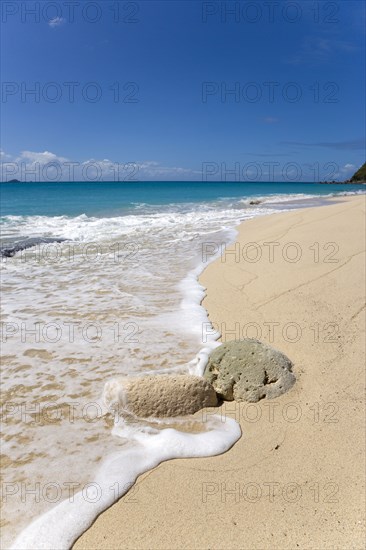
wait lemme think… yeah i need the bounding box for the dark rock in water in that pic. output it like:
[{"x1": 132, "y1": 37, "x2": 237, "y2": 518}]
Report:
[
  {"x1": 249, "y1": 200, "x2": 261, "y2": 205},
  {"x1": 0, "y1": 237, "x2": 66, "y2": 258},
  {"x1": 204, "y1": 339, "x2": 295, "y2": 402}
]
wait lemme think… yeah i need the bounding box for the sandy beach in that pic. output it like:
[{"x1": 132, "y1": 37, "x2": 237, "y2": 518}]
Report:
[{"x1": 74, "y1": 194, "x2": 365, "y2": 550}]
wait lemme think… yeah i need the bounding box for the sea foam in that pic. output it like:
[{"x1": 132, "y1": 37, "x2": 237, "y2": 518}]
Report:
[
  {"x1": 11, "y1": 417, "x2": 241, "y2": 550},
  {"x1": 5, "y1": 206, "x2": 246, "y2": 549}
]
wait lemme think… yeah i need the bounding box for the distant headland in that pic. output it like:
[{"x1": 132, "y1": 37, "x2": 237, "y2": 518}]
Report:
[
  {"x1": 320, "y1": 162, "x2": 366, "y2": 184},
  {"x1": 347, "y1": 162, "x2": 366, "y2": 183}
]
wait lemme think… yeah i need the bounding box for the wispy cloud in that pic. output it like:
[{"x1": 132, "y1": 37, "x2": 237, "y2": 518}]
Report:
[
  {"x1": 330, "y1": 163, "x2": 357, "y2": 181},
  {"x1": 341, "y1": 163, "x2": 356, "y2": 173},
  {"x1": 245, "y1": 152, "x2": 295, "y2": 157},
  {"x1": 136, "y1": 160, "x2": 201, "y2": 178},
  {"x1": 284, "y1": 36, "x2": 358, "y2": 65},
  {"x1": 48, "y1": 17, "x2": 65, "y2": 28},
  {"x1": 280, "y1": 139, "x2": 365, "y2": 151},
  {"x1": 262, "y1": 117, "x2": 279, "y2": 124}
]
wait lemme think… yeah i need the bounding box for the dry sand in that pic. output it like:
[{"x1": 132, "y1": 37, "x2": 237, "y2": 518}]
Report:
[{"x1": 74, "y1": 195, "x2": 365, "y2": 549}]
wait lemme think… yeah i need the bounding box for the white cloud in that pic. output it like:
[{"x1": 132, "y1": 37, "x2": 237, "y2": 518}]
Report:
[
  {"x1": 135, "y1": 160, "x2": 201, "y2": 178},
  {"x1": 0, "y1": 150, "x2": 201, "y2": 182},
  {"x1": 19, "y1": 150, "x2": 68, "y2": 164},
  {"x1": 48, "y1": 17, "x2": 65, "y2": 28},
  {"x1": 340, "y1": 163, "x2": 356, "y2": 175},
  {"x1": 329, "y1": 164, "x2": 357, "y2": 181}
]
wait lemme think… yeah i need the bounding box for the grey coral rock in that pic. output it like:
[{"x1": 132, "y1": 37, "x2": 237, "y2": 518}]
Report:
[
  {"x1": 103, "y1": 374, "x2": 218, "y2": 418},
  {"x1": 204, "y1": 339, "x2": 295, "y2": 402}
]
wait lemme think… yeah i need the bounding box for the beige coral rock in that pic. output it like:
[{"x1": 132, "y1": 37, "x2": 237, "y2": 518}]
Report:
[
  {"x1": 204, "y1": 339, "x2": 295, "y2": 402},
  {"x1": 103, "y1": 374, "x2": 218, "y2": 418}
]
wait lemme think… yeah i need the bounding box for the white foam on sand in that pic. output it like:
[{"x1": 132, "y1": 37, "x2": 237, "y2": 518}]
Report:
[
  {"x1": 11, "y1": 417, "x2": 241, "y2": 550},
  {"x1": 8, "y1": 216, "x2": 243, "y2": 550},
  {"x1": 178, "y1": 230, "x2": 238, "y2": 377}
]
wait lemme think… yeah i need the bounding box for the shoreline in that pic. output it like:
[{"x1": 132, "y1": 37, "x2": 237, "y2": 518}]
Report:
[
  {"x1": 74, "y1": 194, "x2": 365, "y2": 549},
  {"x1": 5, "y1": 192, "x2": 363, "y2": 549}
]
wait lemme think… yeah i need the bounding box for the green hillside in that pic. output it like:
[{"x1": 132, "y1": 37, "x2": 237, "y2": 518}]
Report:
[{"x1": 349, "y1": 162, "x2": 366, "y2": 183}]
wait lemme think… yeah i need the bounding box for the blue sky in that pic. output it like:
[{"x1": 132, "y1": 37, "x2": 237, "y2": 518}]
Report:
[{"x1": 1, "y1": 0, "x2": 365, "y2": 181}]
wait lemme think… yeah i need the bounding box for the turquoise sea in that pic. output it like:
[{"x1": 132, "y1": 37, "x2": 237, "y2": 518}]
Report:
[{"x1": 0, "y1": 180, "x2": 363, "y2": 217}]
